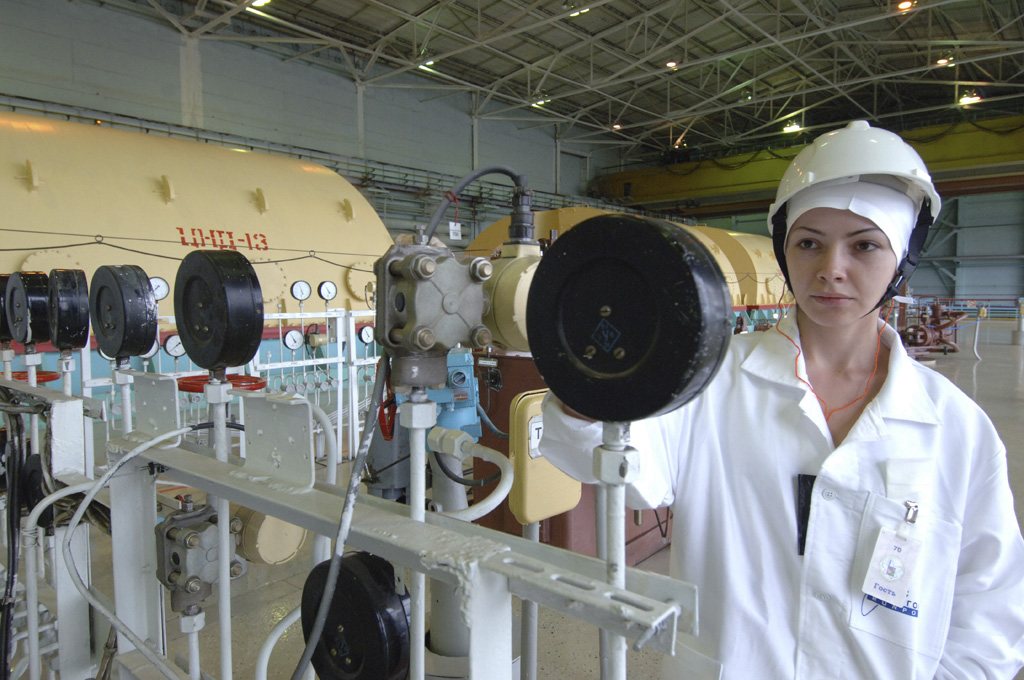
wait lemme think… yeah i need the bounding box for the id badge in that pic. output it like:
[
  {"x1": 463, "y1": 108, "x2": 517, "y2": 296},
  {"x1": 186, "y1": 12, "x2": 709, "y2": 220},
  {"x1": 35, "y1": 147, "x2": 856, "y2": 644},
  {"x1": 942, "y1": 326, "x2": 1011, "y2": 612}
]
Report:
[{"x1": 861, "y1": 526, "x2": 922, "y2": 609}]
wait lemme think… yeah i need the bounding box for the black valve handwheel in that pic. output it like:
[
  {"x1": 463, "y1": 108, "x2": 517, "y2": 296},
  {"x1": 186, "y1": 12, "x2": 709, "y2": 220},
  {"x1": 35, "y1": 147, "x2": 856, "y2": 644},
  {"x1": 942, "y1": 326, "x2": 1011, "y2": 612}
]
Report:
[
  {"x1": 7, "y1": 272, "x2": 51, "y2": 346},
  {"x1": 526, "y1": 213, "x2": 732, "y2": 422},
  {"x1": 89, "y1": 265, "x2": 158, "y2": 360},
  {"x1": 48, "y1": 269, "x2": 90, "y2": 351},
  {"x1": 301, "y1": 553, "x2": 411, "y2": 680},
  {"x1": 173, "y1": 250, "x2": 264, "y2": 370}
]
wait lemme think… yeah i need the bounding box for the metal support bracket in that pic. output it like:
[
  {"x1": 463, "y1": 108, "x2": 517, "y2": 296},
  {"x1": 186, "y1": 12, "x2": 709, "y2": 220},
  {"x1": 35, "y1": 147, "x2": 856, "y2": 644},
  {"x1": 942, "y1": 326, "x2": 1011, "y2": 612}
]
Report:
[
  {"x1": 120, "y1": 440, "x2": 696, "y2": 663},
  {"x1": 236, "y1": 391, "x2": 315, "y2": 489}
]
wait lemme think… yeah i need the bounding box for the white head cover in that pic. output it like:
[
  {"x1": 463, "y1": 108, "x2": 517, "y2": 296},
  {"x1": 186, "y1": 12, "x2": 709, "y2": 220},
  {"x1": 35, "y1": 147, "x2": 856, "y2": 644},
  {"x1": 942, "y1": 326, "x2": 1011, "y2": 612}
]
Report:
[{"x1": 785, "y1": 179, "x2": 917, "y2": 261}]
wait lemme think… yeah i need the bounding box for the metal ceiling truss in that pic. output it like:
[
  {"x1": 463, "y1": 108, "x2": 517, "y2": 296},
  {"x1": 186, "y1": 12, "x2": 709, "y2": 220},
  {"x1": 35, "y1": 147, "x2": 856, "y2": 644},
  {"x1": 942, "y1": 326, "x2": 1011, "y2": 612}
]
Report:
[{"x1": 93, "y1": 0, "x2": 1023, "y2": 163}]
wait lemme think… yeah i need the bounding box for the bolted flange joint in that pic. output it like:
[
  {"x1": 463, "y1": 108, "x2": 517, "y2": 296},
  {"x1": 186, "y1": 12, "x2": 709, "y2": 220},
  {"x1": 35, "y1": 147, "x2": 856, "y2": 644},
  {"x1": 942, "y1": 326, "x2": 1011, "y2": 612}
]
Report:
[{"x1": 593, "y1": 444, "x2": 641, "y2": 486}]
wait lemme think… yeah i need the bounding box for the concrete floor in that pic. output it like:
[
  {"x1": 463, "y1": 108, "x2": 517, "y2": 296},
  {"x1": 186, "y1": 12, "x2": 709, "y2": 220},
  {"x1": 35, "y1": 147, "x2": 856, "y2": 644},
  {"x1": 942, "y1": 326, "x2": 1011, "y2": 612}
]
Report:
[{"x1": 24, "y1": 329, "x2": 1024, "y2": 679}]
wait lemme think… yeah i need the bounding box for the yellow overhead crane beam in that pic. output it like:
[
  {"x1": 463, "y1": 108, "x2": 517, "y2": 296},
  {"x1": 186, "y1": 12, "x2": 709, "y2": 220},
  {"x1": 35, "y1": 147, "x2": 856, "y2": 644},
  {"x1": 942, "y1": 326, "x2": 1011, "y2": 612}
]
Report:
[{"x1": 593, "y1": 115, "x2": 1024, "y2": 216}]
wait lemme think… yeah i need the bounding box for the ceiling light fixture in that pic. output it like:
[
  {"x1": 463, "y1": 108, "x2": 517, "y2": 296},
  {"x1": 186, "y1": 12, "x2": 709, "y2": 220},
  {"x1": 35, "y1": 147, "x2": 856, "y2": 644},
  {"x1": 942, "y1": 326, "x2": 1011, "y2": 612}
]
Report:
[
  {"x1": 612, "y1": 123, "x2": 621, "y2": 129},
  {"x1": 897, "y1": 0, "x2": 914, "y2": 11},
  {"x1": 666, "y1": 61, "x2": 678, "y2": 68},
  {"x1": 569, "y1": 7, "x2": 590, "y2": 16},
  {"x1": 959, "y1": 91, "x2": 981, "y2": 105},
  {"x1": 783, "y1": 122, "x2": 802, "y2": 133},
  {"x1": 251, "y1": 0, "x2": 271, "y2": 6}
]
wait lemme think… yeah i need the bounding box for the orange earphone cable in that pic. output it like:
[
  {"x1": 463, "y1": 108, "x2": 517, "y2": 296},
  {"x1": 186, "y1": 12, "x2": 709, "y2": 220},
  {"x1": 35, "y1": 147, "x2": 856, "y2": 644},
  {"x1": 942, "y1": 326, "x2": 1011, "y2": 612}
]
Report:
[{"x1": 773, "y1": 303, "x2": 893, "y2": 422}]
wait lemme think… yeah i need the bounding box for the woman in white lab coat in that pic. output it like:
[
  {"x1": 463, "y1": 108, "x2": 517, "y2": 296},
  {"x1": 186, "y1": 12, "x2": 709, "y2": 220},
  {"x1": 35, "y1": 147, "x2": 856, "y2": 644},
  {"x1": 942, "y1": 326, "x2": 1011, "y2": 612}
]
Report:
[{"x1": 539, "y1": 121, "x2": 1024, "y2": 679}]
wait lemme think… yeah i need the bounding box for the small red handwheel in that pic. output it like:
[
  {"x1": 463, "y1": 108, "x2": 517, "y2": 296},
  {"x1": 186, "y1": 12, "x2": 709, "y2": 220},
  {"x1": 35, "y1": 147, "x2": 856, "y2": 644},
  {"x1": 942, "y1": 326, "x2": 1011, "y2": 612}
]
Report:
[
  {"x1": 11, "y1": 370, "x2": 61, "y2": 383},
  {"x1": 176, "y1": 374, "x2": 267, "y2": 393}
]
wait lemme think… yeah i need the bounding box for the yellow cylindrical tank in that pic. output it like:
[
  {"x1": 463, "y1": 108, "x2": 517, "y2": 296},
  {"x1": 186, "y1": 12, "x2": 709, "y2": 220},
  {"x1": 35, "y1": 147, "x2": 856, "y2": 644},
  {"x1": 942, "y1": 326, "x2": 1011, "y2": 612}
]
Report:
[
  {"x1": 691, "y1": 227, "x2": 788, "y2": 306},
  {"x1": 467, "y1": 208, "x2": 786, "y2": 333},
  {"x1": 0, "y1": 111, "x2": 393, "y2": 315}
]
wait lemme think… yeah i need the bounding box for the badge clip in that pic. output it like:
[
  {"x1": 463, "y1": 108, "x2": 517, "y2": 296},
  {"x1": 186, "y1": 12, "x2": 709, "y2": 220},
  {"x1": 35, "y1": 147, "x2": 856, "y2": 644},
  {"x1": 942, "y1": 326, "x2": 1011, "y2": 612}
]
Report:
[{"x1": 904, "y1": 500, "x2": 919, "y2": 524}]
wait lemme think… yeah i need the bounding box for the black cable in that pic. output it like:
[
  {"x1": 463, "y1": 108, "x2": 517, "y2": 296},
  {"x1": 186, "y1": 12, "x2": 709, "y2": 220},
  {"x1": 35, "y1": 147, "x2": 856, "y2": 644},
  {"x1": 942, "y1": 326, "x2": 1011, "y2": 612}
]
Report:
[
  {"x1": 189, "y1": 421, "x2": 245, "y2": 432},
  {"x1": 429, "y1": 450, "x2": 500, "y2": 488},
  {"x1": 0, "y1": 409, "x2": 25, "y2": 680},
  {"x1": 475, "y1": 404, "x2": 509, "y2": 440}
]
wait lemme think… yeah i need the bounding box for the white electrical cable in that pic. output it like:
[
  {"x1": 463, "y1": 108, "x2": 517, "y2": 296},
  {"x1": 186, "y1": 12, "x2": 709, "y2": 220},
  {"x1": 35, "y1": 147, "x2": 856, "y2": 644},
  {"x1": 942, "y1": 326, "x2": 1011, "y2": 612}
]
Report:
[
  {"x1": 438, "y1": 442, "x2": 514, "y2": 523},
  {"x1": 60, "y1": 426, "x2": 195, "y2": 680},
  {"x1": 254, "y1": 605, "x2": 310, "y2": 680}
]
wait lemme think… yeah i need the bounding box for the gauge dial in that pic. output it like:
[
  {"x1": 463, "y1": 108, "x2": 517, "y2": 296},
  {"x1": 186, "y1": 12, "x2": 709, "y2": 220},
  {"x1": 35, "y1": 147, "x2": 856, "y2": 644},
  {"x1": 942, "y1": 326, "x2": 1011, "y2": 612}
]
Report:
[
  {"x1": 317, "y1": 281, "x2": 338, "y2": 301},
  {"x1": 149, "y1": 276, "x2": 170, "y2": 301},
  {"x1": 141, "y1": 337, "x2": 160, "y2": 359},
  {"x1": 284, "y1": 329, "x2": 304, "y2": 350},
  {"x1": 358, "y1": 324, "x2": 375, "y2": 344},
  {"x1": 163, "y1": 334, "x2": 186, "y2": 358},
  {"x1": 290, "y1": 280, "x2": 312, "y2": 301}
]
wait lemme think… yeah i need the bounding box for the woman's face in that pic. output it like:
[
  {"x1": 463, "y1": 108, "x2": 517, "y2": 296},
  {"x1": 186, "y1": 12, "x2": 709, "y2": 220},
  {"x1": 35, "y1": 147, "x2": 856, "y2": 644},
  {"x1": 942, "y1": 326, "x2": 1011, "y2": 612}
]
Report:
[{"x1": 785, "y1": 207, "x2": 899, "y2": 329}]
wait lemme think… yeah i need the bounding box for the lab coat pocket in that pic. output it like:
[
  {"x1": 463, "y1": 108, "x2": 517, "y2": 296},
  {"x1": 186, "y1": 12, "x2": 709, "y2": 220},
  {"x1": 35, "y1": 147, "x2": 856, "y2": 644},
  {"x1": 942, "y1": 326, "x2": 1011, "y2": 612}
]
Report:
[{"x1": 848, "y1": 492, "x2": 962, "y2": 660}]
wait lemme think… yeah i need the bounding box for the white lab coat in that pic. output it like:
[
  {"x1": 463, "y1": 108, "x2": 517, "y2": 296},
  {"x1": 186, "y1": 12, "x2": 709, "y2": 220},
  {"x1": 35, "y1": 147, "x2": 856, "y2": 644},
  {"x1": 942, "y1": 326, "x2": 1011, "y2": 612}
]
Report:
[{"x1": 540, "y1": 314, "x2": 1024, "y2": 679}]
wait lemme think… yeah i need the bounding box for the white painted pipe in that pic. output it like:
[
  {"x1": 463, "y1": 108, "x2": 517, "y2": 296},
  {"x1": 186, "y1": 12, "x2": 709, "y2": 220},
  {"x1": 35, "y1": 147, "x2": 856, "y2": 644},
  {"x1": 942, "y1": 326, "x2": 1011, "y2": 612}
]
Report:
[
  {"x1": 213, "y1": 398, "x2": 233, "y2": 680},
  {"x1": 254, "y1": 605, "x2": 315, "y2": 680},
  {"x1": 120, "y1": 381, "x2": 132, "y2": 434},
  {"x1": 188, "y1": 627, "x2": 201, "y2": 680},
  {"x1": 310, "y1": 402, "x2": 339, "y2": 563},
  {"x1": 28, "y1": 362, "x2": 39, "y2": 455},
  {"x1": 24, "y1": 482, "x2": 94, "y2": 680},
  {"x1": 594, "y1": 484, "x2": 609, "y2": 678},
  {"x1": 409, "y1": 418, "x2": 427, "y2": 680},
  {"x1": 606, "y1": 483, "x2": 627, "y2": 680},
  {"x1": 521, "y1": 522, "x2": 540, "y2": 680}
]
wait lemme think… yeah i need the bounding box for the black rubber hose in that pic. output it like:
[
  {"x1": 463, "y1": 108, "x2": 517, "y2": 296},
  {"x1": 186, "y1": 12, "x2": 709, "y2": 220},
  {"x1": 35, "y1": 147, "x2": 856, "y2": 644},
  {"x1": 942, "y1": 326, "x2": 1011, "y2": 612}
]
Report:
[
  {"x1": 476, "y1": 404, "x2": 509, "y2": 440},
  {"x1": 424, "y1": 165, "x2": 527, "y2": 241}
]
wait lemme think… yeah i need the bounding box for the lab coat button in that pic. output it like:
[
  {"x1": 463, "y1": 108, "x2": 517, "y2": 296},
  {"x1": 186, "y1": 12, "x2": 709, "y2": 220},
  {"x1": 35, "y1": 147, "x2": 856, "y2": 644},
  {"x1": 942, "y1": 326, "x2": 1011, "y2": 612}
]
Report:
[{"x1": 821, "y1": 488, "x2": 837, "y2": 501}]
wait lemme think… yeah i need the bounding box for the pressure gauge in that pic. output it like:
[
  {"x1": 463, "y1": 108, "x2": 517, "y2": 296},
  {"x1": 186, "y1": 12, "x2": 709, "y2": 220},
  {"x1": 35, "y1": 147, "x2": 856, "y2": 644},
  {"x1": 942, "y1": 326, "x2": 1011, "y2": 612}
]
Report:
[
  {"x1": 149, "y1": 276, "x2": 170, "y2": 301},
  {"x1": 290, "y1": 280, "x2": 312, "y2": 302},
  {"x1": 358, "y1": 324, "x2": 375, "y2": 344},
  {"x1": 141, "y1": 337, "x2": 160, "y2": 360},
  {"x1": 163, "y1": 334, "x2": 187, "y2": 358},
  {"x1": 284, "y1": 329, "x2": 304, "y2": 350},
  {"x1": 317, "y1": 281, "x2": 338, "y2": 302}
]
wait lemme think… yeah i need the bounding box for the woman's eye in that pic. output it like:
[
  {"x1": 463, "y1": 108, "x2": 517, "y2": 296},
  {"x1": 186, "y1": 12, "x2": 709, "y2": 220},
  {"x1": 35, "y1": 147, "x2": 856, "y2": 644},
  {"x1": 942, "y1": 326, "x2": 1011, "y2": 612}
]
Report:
[
  {"x1": 855, "y1": 241, "x2": 880, "y2": 251},
  {"x1": 797, "y1": 239, "x2": 817, "y2": 249}
]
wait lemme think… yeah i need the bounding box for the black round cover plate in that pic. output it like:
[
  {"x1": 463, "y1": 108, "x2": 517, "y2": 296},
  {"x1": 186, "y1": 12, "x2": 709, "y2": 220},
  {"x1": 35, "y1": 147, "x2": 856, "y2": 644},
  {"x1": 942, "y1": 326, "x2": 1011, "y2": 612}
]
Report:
[
  {"x1": 526, "y1": 214, "x2": 732, "y2": 422},
  {"x1": 7, "y1": 272, "x2": 51, "y2": 346},
  {"x1": 89, "y1": 265, "x2": 158, "y2": 360},
  {"x1": 173, "y1": 250, "x2": 264, "y2": 370},
  {"x1": 48, "y1": 269, "x2": 91, "y2": 351},
  {"x1": 301, "y1": 553, "x2": 410, "y2": 680},
  {"x1": 0, "y1": 275, "x2": 11, "y2": 344}
]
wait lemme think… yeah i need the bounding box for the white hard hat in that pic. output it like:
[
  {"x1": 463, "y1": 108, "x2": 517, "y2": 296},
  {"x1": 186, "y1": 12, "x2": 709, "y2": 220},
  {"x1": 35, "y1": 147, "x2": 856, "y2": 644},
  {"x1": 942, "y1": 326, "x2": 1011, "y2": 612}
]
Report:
[{"x1": 767, "y1": 120, "x2": 941, "y2": 235}]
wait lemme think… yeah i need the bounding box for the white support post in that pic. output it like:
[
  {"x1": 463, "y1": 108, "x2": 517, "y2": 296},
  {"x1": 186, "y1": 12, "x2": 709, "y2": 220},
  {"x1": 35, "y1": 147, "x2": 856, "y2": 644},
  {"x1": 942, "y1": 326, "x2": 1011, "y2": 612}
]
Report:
[
  {"x1": 466, "y1": 567, "x2": 513, "y2": 680},
  {"x1": 399, "y1": 391, "x2": 437, "y2": 680},
  {"x1": 108, "y1": 449, "x2": 165, "y2": 657},
  {"x1": 593, "y1": 422, "x2": 639, "y2": 680},
  {"x1": 52, "y1": 525, "x2": 96, "y2": 679},
  {"x1": 205, "y1": 376, "x2": 233, "y2": 680}
]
